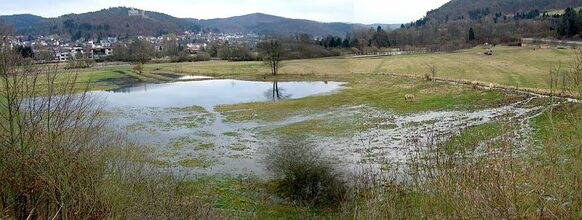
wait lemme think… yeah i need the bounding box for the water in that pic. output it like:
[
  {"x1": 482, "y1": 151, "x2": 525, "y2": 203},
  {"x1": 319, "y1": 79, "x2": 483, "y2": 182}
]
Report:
[{"x1": 91, "y1": 80, "x2": 345, "y2": 111}]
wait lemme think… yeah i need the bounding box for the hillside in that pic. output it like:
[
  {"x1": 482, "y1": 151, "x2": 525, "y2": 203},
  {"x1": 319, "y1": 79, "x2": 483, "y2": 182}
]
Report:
[
  {"x1": 1, "y1": 7, "x2": 200, "y2": 39},
  {"x1": 425, "y1": 0, "x2": 582, "y2": 22},
  {"x1": 1, "y1": 10, "x2": 396, "y2": 39},
  {"x1": 386, "y1": 0, "x2": 582, "y2": 50},
  {"x1": 0, "y1": 14, "x2": 43, "y2": 33},
  {"x1": 189, "y1": 13, "x2": 381, "y2": 37}
]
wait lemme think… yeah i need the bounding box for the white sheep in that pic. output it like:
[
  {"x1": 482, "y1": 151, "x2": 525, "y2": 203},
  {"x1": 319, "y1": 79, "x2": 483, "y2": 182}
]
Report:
[{"x1": 405, "y1": 94, "x2": 415, "y2": 102}]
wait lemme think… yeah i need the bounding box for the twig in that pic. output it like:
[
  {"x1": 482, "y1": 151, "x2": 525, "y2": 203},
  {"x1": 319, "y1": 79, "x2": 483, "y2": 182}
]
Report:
[{"x1": 51, "y1": 205, "x2": 62, "y2": 220}]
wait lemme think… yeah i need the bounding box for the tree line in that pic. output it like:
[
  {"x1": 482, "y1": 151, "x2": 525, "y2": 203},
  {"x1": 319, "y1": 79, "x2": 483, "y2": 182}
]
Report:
[{"x1": 556, "y1": 8, "x2": 582, "y2": 38}]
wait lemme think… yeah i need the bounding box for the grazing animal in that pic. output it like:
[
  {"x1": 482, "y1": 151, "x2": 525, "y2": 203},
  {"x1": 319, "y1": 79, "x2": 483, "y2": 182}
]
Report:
[
  {"x1": 488, "y1": 83, "x2": 495, "y2": 90},
  {"x1": 405, "y1": 94, "x2": 415, "y2": 102},
  {"x1": 471, "y1": 81, "x2": 480, "y2": 89}
]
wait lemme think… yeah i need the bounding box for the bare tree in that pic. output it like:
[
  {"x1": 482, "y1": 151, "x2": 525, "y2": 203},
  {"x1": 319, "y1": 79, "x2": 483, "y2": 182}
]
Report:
[
  {"x1": 568, "y1": 49, "x2": 582, "y2": 95},
  {"x1": 130, "y1": 39, "x2": 153, "y2": 73},
  {"x1": 548, "y1": 63, "x2": 563, "y2": 96},
  {"x1": 424, "y1": 63, "x2": 438, "y2": 81},
  {"x1": 258, "y1": 39, "x2": 283, "y2": 76},
  {"x1": 162, "y1": 34, "x2": 179, "y2": 57}
]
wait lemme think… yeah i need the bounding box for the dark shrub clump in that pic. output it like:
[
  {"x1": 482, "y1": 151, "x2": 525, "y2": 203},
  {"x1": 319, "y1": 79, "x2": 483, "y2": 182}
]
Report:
[{"x1": 264, "y1": 138, "x2": 347, "y2": 208}]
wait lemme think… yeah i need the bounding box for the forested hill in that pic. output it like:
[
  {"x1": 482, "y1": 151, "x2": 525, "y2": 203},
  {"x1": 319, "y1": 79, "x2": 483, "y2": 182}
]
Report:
[
  {"x1": 0, "y1": 7, "x2": 201, "y2": 39},
  {"x1": 1, "y1": 9, "x2": 398, "y2": 39},
  {"x1": 0, "y1": 14, "x2": 43, "y2": 33},
  {"x1": 425, "y1": 0, "x2": 582, "y2": 22},
  {"x1": 386, "y1": 0, "x2": 582, "y2": 51},
  {"x1": 189, "y1": 13, "x2": 380, "y2": 37}
]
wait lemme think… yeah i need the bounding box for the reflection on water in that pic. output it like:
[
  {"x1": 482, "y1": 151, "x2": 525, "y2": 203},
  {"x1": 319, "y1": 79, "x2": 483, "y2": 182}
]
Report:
[
  {"x1": 91, "y1": 79, "x2": 345, "y2": 111},
  {"x1": 264, "y1": 81, "x2": 291, "y2": 101}
]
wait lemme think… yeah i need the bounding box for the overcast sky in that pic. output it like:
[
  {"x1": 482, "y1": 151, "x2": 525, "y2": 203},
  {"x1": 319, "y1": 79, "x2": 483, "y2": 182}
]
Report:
[{"x1": 0, "y1": 0, "x2": 450, "y2": 24}]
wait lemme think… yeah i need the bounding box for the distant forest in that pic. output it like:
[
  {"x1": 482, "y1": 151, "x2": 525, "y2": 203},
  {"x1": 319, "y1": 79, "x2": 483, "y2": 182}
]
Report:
[{"x1": 317, "y1": 5, "x2": 582, "y2": 52}]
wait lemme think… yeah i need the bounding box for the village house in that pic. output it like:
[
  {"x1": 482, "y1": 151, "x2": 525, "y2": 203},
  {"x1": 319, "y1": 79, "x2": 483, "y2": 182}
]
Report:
[{"x1": 186, "y1": 43, "x2": 206, "y2": 53}]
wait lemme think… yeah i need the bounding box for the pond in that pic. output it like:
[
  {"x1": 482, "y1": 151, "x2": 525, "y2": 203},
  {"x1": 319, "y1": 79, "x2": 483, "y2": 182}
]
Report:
[{"x1": 91, "y1": 79, "x2": 345, "y2": 111}]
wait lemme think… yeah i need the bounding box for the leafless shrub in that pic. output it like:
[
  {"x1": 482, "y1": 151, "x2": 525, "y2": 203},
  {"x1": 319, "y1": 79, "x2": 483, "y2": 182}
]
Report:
[
  {"x1": 424, "y1": 63, "x2": 438, "y2": 81},
  {"x1": 423, "y1": 73, "x2": 432, "y2": 81},
  {"x1": 65, "y1": 56, "x2": 96, "y2": 69},
  {"x1": 133, "y1": 63, "x2": 144, "y2": 74},
  {"x1": 264, "y1": 138, "x2": 347, "y2": 208}
]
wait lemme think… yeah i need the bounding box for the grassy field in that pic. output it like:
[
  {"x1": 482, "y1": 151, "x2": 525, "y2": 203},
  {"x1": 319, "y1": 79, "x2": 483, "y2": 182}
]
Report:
[
  {"x1": 73, "y1": 46, "x2": 576, "y2": 93},
  {"x1": 140, "y1": 46, "x2": 574, "y2": 90}
]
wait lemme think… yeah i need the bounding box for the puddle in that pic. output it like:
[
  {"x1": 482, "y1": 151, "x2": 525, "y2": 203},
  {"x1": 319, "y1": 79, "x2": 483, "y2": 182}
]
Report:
[{"x1": 91, "y1": 80, "x2": 345, "y2": 111}]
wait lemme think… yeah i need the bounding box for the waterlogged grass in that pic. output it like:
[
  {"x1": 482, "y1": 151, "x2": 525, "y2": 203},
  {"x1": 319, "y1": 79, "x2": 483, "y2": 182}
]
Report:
[
  {"x1": 216, "y1": 76, "x2": 522, "y2": 122},
  {"x1": 227, "y1": 154, "x2": 248, "y2": 159},
  {"x1": 155, "y1": 150, "x2": 180, "y2": 158},
  {"x1": 228, "y1": 144, "x2": 250, "y2": 152},
  {"x1": 223, "y1": 131, "x2": 240, "y2": 137},
  {"x1": 178, "y1": 156, "x2": 214, "y2": 168},
  {"x1": 169, "y1": 115, "x2": 209, "y2": 128},
  {"x1": 195, "y1": 143, "x2": 215, "y2": 151},
  {"x1": 125, "y1": 121, "x2": 158, "y2": 134},
  {"x1": 169, "y1": 105, "x2": 208, "y2": 113},
  {"x1": 439, "y1": 122, "x2": 503, "y2": 154},
  {"x1": 264, "y1": 117, "x2": 373, "y2": 138},
  {"x1": 168, "y1": 136, "x2": 198, "y2": 150}
]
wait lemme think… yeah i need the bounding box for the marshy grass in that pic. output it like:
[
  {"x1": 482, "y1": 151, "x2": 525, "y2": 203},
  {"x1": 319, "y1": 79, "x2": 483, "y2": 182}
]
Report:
[{"x1": 337, "y1": 102, "x2": 582, "y2": 219}]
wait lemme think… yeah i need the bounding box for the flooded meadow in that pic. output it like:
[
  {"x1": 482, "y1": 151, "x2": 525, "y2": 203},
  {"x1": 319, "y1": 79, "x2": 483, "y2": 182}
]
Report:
[{"x1": 93, "y1": 78, "x2": 558, "y2": 176}]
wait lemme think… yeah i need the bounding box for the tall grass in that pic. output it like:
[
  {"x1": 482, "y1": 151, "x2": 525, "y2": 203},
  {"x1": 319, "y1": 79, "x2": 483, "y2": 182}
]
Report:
[{"x1": 336, "y1": 107, "x2": 581, "y2": 219}]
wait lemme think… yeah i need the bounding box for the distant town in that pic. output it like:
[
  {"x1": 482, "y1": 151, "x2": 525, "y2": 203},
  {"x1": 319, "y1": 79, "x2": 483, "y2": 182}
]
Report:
[
  {"x1": 0, "y1": 8, "x2": 266, "y2": 62},
  {"x1": 6, "y1": 30, "x2": 263, "y2": 62}
]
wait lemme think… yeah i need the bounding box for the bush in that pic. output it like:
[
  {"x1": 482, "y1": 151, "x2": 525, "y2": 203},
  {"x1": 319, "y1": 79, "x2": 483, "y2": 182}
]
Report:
[
  {"x1": 65, "y1": 57, "x2": 96, "y2": 69},
  {"x1": 264, "y1": 138, "x2": 347, "y2": 208},
  {"x1": 170, "y1": 51, "x2": 195, "y2": 63},
  {"x1": 424, "y1": 73, "x2": 432, "y2": 81},
  {"x1": 195, "y1": 51, "x2": 211, "y2": 61},
  {"x1": 133, "y1": 63, "x2": 144, "y2": 74}
]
